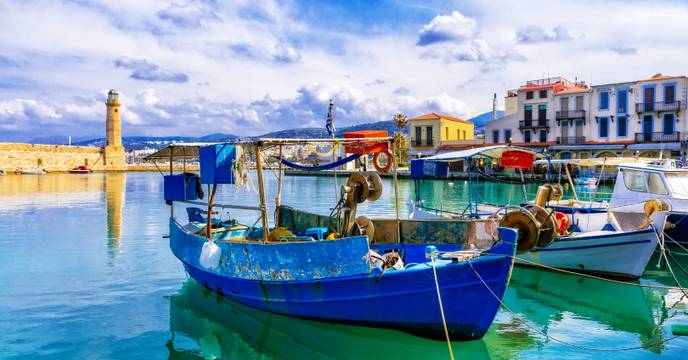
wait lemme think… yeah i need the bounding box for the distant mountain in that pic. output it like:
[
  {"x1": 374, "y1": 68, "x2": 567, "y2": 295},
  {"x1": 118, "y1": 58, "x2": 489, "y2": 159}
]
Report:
[
  {"x1": 469, "y1": 111, "x2": 505, "y2": 128},
  {"x1": 45, "y1": 120, "x2": 405, "y2": 152},
  {"x1": 29, "y1": 134, "x2": 99, "y2": 145}
]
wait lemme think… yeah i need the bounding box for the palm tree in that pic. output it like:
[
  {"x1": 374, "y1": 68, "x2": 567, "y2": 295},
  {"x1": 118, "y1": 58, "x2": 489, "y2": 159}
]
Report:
[{"x1": 393, "y1": 113, "x2": 408, "y2": 131}]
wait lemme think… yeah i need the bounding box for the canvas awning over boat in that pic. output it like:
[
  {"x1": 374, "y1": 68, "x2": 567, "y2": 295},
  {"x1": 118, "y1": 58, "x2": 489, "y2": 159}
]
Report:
[
  {"x1": 534, "y1": 157, "x2": 654, "y2": 167},
  {"x1": 143, "y1": 137, "x2": 394, "y2": 162},
  {"x1": 421, "y1": 145, "x2": 543, "y2": 162}
]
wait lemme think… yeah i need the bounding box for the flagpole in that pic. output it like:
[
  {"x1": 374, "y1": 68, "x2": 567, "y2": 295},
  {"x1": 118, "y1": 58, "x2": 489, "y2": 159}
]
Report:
[{"x1": 327, "y1": 99, "x2": 339, "y2": 203}]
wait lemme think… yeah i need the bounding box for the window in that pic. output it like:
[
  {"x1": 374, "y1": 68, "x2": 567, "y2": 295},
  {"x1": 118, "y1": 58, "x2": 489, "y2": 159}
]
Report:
[
  {"x1": 492, "y1": 130, "x2": 499, "y2": 143},
  {"x1": 617, "y1": 89, "x2": 627, "y2": 113},
  {"x1": 665, "y1": 85, "x2": 676, "y2": 104},
  {"x1": 504, "y1": 129, "x2": 512, "y2": 143},
  {"x1": 457, "y1": 129, "x2": 460, "y2": 139},
  {"x1": 463, "y1": 130, "x2": 466, "y2": 139},
  {"x1": 414, "y1": 127, "x2": 422, "y2": 146},
  {"x1": 623, "y1": 169, "x2": 669, "y2": 195},
  {"x1": 599, "y1": 91, "x2": 609, "y2": 110},
  {"x1": 524, "y1": 130, "x2": 531, "y2": 143},
  {"x1": 539, "y1": 130, "x2": 547, "y2": 143},
  {"x1": 524, "y1": 105, "x2": 533, "y2": 123},
  {"x1": 665, "y1": 172, "x2": 688, "y2": 198},
  {"x1": 426, "y1": 126, "x2": 433, "y2": 146},
  {"x1": 526, "y1": 91, "x2": 534, "y2": 100},
  {"x1": 599, "y1": 117, "x2": 609, "y2": 137},
  {"x1": 664, "y1": 113, "x2": 675, "y2": 134},
  {"x1": 445, "y1": 127, "x2": 449, "y2": 139},
  {"x1": 538, "y1": 105, "x2": 547, "y2": 124},
  {"x1": 617, "y1": 116, "x2": 627, "y2": 137},
  {"x1": 539, "y1": 90, "x2": 547, "y2": 98}
]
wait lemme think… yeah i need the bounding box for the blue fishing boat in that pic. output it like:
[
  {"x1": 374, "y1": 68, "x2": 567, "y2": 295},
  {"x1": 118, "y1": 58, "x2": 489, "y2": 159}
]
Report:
[{"x1": 146, "y1": 138, "x2": 519, "y2": 341}]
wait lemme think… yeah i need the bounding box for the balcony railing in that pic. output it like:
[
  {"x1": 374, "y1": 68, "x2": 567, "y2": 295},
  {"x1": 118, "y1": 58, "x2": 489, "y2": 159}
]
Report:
[
  {"x1": 634, "y1": 132, "x2": 681, "y2": 143},
  {"x1": 635, "y1": 101, "x2": 684, "y2": 113},
  {"x1": 519, "y1": 119, "x2": 550, "y2": 130},
  {"x1": 556, "y1": 136, "x2": 586, "y2": 145},
  {"x1": 555, "y1": 110, "x2": 586, "y2": 120}
]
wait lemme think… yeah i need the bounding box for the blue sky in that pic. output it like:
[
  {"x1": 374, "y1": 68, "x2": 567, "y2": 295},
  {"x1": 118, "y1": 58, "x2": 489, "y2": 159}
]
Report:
[{"x1": 1, "y1": 0, "x2": 687, "y2": 142}]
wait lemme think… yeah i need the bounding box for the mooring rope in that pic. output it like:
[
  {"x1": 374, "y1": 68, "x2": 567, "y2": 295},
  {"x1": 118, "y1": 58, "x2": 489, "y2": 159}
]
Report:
[
  {"x1": 429, "y1": 253, "x2": 454, "y2": 360},
  {"x1": 467, "y1": 260, "x2": 682, "y2": 352}
]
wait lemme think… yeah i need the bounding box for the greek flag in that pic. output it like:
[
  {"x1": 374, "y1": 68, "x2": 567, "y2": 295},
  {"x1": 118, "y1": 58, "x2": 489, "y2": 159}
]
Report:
[{"x1": 326, "y1": 99, "x2": 336, "y2": 137}]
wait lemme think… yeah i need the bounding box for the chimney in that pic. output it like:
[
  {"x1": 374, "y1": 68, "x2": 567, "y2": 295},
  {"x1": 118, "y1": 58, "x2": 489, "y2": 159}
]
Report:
[{"x1": 492, "y1": 93, "x2": 497, "y2": 121}]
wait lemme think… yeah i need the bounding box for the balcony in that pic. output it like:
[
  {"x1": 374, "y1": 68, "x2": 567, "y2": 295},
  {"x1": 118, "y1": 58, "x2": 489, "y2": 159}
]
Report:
[
  {"x1": 635, "y1": 101, "x2": 684, "y2": 113},
  {"x1": 519, "y1": 119, "x2": 550, "y2": 131},
  {"x1": 556, "y1": 110, "x2": 586, "y2": 120},
  {"x1": 634, "y1": 132, "x2": 681, "y2": 143},
  {"x1": 556, "y1": 136, "x2": 586, "y2": 145}
]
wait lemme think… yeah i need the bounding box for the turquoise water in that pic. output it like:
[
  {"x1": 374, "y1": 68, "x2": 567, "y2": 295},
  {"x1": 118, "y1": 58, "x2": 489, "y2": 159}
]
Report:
[{"x1": 0, "y1": 172, "x2": 687, "y2": 359}]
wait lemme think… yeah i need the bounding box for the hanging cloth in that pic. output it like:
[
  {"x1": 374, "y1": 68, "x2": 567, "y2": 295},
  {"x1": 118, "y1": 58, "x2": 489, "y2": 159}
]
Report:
[{"x1": 273, "y1": 154, "x2": 361, "y2": 171}]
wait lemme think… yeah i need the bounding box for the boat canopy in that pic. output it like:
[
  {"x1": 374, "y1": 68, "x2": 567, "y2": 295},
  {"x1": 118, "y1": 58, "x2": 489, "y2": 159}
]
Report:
[
  {"x1": 534, "y1": 157, "x2": 655, "y2": 167},
  {"x1": 421, "y1": 145, "x2": 543, "y2": 162},
  {"x1": 143, "y1": 137, "x2": 393, "y2": 162}
]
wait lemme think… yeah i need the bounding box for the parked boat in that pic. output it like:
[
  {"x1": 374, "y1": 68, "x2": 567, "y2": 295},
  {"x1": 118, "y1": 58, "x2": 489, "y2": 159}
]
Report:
[
  {"x1": 409, "y1": 146, "x2": 664, "y2": 279},
  {"x1": 0, "y1": 169, "x2": 5, "y2": 176},
  {"x1": 68, "y1": 165, "x2": 92, "y2": 174},
  {"x1": 146, "y1": 139, "x2": 519, "y2": 341},
  {"x1": 15, "y1": 168, "x2": 46, "y2": 175}
]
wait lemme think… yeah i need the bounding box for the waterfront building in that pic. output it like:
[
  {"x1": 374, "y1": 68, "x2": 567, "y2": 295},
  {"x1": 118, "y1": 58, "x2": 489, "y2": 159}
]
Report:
[
  {"x1": 408, "y1": 113, "x2": 478, "y2": 156},
  {"x1": 485, "y1": 74, "x2": 688, "y2": 160}
]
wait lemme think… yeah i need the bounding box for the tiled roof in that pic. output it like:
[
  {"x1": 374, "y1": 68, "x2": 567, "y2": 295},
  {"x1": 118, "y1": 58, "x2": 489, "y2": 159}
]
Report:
[
  {"x1": 555, "y1": 86, "x2": 591, "y2": 95},
  {"x1": 640, "y1": 74, "x2": 683, "y2": 82},
  {"x1": 409, "y1": 112, "x2": 472, "y2": 125}
]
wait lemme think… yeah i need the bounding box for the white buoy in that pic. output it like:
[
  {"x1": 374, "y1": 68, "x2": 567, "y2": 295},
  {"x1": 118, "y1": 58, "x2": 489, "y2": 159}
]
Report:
[{"x1": 199, "y1": 241, "x2": 221, "y2": 269}]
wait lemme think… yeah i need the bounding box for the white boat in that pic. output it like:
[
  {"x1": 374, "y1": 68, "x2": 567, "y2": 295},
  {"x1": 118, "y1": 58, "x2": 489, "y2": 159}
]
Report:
[
  {"x1": 536, "y1": 157, "x2": 688, "y2": 247},
  {"x1": 15, "y1": 168, "x2": 47, "y2": 175},
  {"x1": 410, "y1": 146, "x2": 663, "y2": 279}
]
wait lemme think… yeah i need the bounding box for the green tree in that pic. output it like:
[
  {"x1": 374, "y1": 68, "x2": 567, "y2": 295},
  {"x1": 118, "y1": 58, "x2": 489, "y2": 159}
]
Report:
[{"x1": 392, "y1": 113, "x2": 409, "y2": 168}]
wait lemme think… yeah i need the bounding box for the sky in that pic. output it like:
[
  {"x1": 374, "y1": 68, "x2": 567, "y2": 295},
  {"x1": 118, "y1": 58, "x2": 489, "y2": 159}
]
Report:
[{"x1": 1, "y1": 0, "x2": 688, "y2": 142}]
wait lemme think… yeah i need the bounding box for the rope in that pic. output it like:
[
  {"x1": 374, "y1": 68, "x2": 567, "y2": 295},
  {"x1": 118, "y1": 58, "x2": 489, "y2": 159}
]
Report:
[
  {"x1": 429, "y1": 254, "x2": 454, "y2": 360},
  {"x1": 273, "y1": 154, "x2": 360, "y2": 171},
  {"x1": 467, "y1": 260, "x2": 682, "y2": 352}
]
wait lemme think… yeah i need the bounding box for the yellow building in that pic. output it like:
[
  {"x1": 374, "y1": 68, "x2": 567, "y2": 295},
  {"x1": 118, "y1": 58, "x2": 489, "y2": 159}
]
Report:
[{"x1": 408, "y1": 113, "x2": 475, "y2": 155}]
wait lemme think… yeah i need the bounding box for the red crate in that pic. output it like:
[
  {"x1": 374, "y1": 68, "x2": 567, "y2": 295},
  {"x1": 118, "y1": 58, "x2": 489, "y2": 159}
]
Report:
[{"x1": 343, "y1": 130, "x2": 389, "y2": 154}]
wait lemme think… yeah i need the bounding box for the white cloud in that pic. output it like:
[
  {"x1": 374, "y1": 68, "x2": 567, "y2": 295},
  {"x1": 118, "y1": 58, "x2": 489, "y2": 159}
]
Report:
[
  {"x1": 516, "y1": 25, "x2": 572, "y2": 43},
  {"x1": 417, "y1": 11, "x2": 477, "y2": 46}
]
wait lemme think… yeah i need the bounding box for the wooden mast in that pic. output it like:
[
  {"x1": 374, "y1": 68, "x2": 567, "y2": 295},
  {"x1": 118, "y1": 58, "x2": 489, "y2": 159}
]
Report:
[{"x1": 255, "y1": 142, "x2": 270, "y2": 243}]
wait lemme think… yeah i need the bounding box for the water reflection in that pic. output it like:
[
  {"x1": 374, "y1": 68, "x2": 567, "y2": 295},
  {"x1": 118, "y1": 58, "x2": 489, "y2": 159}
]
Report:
[
  {"x1": 505, "y1": 266, "x2": 667, "y2": 354},
  {"x1": 168, "y1": 280, "x2": 491, "y2": 360},
  {"x1": 105, "y1": 173, "x2": 126, "y2": 261}
]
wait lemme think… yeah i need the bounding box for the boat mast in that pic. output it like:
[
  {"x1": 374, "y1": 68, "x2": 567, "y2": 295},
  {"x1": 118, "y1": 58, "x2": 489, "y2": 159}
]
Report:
[
  {"x1": 391, "y1": 138, "x2": 400, "y2": 243},
  {"x1": 169, "y1": 147, "x2": 174, "y2": 218},
  {"x1": 275, "y1": 145, "x2": 283, "y2": 226},
  {"x1": 255, "y1": 142, "x2": 270, "y2": 243}
]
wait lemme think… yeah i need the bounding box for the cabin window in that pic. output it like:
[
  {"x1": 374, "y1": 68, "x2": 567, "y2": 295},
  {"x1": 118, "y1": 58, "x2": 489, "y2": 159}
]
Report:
[
  {"x1": 665, "y1": 172, "x2": 688, "y2": 198},
  {"x1": 622, "y1": 169, "x2": 669, "y2": 195}
]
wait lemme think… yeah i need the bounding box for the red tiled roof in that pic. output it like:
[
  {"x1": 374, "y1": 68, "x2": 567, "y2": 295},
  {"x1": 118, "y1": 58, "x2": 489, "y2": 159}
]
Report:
[
  {"x1": 556, "y1": 86, "x2": 591, "y2": 95},
  {"x1": 409, "y1": 112, "x2": 472, "y2": 125}
]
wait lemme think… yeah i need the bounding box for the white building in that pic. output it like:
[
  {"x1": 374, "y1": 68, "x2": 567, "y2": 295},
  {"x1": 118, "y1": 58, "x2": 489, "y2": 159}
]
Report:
[{"x1": 486, "y1": 74, "x2": 688, "y2": 159}]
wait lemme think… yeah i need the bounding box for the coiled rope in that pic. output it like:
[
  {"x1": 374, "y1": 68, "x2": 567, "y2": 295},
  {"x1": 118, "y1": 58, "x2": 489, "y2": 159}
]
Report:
[{"x1": 467, "y1": 260, "x2": 682, "y2": 352}]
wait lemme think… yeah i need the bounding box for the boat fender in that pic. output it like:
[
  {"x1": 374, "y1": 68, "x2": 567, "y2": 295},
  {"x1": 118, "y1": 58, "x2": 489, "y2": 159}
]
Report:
[
  {"x1": 372, "y1": 149, "x2": 393, "y2": 173},
  {"x1": 554, "y1": 211, "x2": 569, "y2": 234},
  {"x1": 199, "y1": 241, "x2": 222, "y2": 269}
]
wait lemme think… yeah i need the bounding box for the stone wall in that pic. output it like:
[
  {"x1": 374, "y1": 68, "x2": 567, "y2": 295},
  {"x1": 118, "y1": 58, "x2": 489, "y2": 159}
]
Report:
[{"x1": 0, "y1": 143, "x2": 126, "y2": 172}]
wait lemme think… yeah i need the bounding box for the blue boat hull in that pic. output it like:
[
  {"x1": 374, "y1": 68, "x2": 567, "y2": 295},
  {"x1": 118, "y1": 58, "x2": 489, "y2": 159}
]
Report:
[{"x1": 170, "y1": 220, "x2": 517, "y2": 340}]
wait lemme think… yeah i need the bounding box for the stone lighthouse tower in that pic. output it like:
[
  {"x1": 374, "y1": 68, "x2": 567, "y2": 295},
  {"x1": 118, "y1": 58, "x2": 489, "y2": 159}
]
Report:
[{"x1": 103, "y1": 89, "x2": 126, "y2": 170}]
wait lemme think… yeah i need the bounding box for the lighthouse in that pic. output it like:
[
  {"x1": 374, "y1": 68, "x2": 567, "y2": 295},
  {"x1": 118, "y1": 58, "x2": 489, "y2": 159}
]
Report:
[{"x1": 103, "y1": 89, "x2": 126, "y2": 170}]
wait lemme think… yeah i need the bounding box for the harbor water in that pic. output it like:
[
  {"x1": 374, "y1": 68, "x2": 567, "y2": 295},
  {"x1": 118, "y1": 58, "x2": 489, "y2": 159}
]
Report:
[{"x1": 1, "y1": 172, "x2": 687, "y2": 359}]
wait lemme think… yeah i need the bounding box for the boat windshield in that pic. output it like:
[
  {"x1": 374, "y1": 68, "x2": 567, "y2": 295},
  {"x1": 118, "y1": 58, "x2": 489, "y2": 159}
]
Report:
[
  {"x1": 622, "y1": 169, "x2": 669, "y2": 195},
  {"x1": 664, "y1": 172, "x2": 688, "y2": 199}
]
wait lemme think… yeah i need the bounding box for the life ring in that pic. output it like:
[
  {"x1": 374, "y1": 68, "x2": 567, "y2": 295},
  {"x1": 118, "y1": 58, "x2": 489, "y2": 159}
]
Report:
[
  {"x1": 554, "y1": 211, "x2": 569, "y2": 234},
  {"x1": 373, "y1": 149, "x2": 393, "y2": 173}
]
